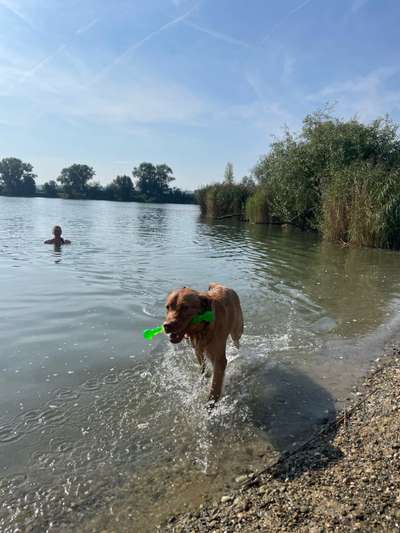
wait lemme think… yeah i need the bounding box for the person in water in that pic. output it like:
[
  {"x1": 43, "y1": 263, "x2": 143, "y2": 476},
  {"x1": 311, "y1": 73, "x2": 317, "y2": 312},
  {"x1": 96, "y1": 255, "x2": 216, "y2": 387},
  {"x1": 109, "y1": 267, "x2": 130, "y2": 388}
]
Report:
[{"x1": 44, "y1": 225, "x2": 71, "y2": 245}]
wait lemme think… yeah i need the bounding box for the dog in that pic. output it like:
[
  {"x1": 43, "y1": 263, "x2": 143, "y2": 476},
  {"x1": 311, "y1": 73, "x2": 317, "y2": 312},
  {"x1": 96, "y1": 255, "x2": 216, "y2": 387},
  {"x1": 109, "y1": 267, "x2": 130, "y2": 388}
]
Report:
[{"x1": 163, "y1": 283, "x2": 243, "y2": 402}]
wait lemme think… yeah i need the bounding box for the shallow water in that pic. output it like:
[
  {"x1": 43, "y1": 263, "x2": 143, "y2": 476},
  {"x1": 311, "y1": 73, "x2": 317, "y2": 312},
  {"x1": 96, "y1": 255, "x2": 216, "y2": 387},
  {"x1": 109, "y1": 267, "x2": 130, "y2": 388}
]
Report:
[{"x1": 1, "y1": 196, "x2": 400, "y2": 531}]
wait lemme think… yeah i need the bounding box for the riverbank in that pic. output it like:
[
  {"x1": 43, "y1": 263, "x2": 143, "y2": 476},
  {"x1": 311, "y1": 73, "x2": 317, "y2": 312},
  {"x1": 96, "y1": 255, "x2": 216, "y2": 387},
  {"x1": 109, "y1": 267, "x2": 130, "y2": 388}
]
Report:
[{"x1": 162, "y1": 350, "x2": 400, "y2": 532}]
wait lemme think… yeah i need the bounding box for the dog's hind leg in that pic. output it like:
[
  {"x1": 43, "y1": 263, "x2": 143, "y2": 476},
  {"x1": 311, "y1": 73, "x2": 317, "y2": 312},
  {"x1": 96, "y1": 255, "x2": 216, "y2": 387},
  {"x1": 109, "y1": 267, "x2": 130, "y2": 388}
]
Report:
[{"x1": 231, "y1": 310, "x2": 244, "y2": 349}]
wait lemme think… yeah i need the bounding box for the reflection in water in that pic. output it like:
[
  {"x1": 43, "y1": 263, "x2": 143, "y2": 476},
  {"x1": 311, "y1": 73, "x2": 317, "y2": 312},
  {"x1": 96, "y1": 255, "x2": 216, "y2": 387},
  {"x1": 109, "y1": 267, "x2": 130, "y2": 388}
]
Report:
[
  {"x1": 1, "y1": 197, "x2": 400, "y2": 531},
  {"x1": 52, "y1": 244, "x2": 63, "y2": 262},
  {"x1": 136, "y1": 203, "x2": 168, "y2": 238}
]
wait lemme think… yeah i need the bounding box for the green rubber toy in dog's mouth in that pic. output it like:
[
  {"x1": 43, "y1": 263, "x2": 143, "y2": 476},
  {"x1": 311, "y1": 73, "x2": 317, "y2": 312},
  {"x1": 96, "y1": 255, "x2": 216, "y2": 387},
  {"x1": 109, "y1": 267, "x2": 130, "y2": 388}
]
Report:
[{"x1": 143, "y1": 310, "x2": 214, "y2": 341}]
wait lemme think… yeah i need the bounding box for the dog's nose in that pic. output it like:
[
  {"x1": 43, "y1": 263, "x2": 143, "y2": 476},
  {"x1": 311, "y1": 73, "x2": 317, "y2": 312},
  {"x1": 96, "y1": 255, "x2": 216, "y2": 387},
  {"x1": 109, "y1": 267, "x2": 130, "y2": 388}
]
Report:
[{"x1": 163, "y1": 322, "x2": 174, "y2": 334}]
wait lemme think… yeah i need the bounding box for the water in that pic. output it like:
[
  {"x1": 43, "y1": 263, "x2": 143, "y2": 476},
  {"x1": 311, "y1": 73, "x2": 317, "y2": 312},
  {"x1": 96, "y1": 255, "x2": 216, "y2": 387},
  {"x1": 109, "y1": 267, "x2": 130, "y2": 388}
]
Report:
[{"x1": 1, "y1": 196, "x2": 400, "y2": 532}]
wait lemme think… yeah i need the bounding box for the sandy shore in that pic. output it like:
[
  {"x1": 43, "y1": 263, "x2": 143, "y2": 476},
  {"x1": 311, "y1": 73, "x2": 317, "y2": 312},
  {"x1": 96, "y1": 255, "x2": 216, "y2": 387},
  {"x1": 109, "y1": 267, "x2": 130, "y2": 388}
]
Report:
[{"x1": 161, "y1": 350, "x2": 400, "y2": 532}]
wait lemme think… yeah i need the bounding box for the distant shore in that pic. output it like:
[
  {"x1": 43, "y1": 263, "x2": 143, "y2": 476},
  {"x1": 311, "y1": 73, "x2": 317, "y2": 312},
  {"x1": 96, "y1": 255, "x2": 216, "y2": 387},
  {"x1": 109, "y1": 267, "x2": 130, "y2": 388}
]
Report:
[
  {"x1": 0, "y1": 192, "x2": 195, "y2": 205},
  {"x1": 162, "y1": 350, "x2": 400, "y2": 532}
]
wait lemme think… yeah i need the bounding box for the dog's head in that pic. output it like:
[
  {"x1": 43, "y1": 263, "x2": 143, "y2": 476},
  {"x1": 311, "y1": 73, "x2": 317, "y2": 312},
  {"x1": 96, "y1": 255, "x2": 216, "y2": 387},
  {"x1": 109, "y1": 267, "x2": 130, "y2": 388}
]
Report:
[{"x1": 163, "y1": 287, "x2": 209, "y2": 344}]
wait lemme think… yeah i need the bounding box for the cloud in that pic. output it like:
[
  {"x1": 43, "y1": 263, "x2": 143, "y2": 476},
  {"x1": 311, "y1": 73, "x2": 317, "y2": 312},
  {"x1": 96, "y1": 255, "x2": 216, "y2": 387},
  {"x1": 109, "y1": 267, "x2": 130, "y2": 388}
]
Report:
[
  {"x1": 75, "y1": 76, "x2": 213, "y2": 125},
  {"x1": 3, "y1": 45, "x2": 212, "y2": 127},
  {"x1": 307, "y1": 67, "x2": 400, "y2": 120},
  {"x1": 1, "y1": 10, "x2": 101, "y2": 94},
  {"x1": 220, "y1": 73, "x2": 297, "y2": 132}
]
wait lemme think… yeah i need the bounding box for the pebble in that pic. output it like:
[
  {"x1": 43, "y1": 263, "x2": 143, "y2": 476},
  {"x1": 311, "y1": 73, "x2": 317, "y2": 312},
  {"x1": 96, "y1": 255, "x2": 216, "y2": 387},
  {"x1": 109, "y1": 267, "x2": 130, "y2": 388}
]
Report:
[
  {"x1": 235, "y1": 474, "x2": 249, "y2": 484},
  {"x1": 163, "y1": 353, "x2": 400, "y2": 533}
]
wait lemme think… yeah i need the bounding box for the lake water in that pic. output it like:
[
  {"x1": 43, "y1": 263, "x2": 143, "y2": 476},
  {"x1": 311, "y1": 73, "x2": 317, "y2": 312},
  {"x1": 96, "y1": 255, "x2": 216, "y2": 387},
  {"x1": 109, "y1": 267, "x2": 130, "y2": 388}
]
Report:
[{"x1": 1, "y1": 196, "x2": 400, "y2": 531}]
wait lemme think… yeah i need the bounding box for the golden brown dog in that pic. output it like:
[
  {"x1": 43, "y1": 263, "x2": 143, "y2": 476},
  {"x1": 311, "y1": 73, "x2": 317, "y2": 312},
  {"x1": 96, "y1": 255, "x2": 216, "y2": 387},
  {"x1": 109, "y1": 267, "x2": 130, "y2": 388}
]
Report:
[{"x1": 163, "y1": 283, "x2": 243, "y2": 402}]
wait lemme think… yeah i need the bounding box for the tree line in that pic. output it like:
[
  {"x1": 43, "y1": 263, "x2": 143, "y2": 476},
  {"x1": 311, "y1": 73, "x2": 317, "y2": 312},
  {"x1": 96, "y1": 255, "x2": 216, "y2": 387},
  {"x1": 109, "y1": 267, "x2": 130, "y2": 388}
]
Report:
[
  {"x1": 0, "y1": 159, "x2": 194, "y2": 204},
  {"x1": 196, "y1": 110, "x2": 400, "y2": 249}
]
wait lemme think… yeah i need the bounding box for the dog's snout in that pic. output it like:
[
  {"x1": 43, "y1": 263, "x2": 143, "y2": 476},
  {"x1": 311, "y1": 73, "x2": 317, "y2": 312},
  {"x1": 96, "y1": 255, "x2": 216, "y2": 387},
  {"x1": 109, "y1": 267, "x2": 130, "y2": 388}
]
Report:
[{"x1": 163, "y1": 321, "x2": 175, "y2": 333}]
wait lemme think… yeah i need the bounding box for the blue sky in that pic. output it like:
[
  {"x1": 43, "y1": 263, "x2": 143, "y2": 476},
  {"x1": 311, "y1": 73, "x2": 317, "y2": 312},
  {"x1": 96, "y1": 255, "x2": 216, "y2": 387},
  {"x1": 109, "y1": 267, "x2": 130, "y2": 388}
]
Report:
[{"x1": 1, "y1": 0, "x2": 400, "y2": 190}]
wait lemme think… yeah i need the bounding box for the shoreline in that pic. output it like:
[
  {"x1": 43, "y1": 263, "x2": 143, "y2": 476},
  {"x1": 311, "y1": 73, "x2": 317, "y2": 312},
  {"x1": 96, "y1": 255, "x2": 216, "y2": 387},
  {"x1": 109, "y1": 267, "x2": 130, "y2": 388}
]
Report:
[{"x1": 161, "y1": 349, "x2": 400, "y2": 532}]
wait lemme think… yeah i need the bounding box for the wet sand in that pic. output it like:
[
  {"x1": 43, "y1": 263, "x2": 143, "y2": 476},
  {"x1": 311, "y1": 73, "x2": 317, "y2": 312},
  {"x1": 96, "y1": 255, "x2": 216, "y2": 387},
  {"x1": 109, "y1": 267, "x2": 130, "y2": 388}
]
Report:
[{"x1": 162, "y1": 349, "x2": 400, "y2": 532}]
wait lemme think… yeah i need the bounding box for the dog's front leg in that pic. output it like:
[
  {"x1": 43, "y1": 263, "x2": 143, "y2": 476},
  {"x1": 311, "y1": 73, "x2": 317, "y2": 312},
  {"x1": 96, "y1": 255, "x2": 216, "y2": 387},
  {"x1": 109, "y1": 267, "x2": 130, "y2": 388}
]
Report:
[
  {"x1": 195, "y1": 346, "x2": 206, "y2": 374},
  {"x1": 208, "y1": 351, "x2": 227, "y2": 402}
]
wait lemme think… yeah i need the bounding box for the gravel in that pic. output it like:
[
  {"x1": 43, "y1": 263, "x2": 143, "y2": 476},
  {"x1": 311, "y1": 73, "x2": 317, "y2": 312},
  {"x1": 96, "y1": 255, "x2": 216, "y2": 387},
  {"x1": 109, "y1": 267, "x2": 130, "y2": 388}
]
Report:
[{"x1": 161, "y1": 350, "x2": 400, "y2": 532}]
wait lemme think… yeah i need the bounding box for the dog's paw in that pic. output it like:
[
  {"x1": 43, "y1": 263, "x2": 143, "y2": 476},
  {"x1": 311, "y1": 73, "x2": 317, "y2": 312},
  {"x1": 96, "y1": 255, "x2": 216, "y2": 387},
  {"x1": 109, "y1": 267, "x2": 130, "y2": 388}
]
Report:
[{"x1": 206, "y1": 400, "x2": 216, "y2": 413}]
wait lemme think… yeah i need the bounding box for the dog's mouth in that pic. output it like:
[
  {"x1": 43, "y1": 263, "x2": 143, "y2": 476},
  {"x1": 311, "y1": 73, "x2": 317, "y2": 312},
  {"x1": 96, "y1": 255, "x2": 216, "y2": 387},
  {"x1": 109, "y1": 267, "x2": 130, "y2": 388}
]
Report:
[{"x1": 168, "y1": 331, "x2": 185, "y2": 344}]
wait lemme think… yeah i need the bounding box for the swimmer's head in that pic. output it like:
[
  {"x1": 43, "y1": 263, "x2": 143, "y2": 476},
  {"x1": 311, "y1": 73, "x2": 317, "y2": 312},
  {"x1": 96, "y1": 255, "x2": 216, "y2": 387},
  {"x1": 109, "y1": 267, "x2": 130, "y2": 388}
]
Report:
[{"x1": 53, "y1": 225, "x2": 62, "y2": 237}]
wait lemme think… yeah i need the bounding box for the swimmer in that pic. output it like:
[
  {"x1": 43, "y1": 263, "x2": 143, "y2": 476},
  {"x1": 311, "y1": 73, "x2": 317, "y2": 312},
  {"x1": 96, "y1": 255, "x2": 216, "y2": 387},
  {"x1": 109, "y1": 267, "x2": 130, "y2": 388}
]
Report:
[{"x1": 44, "y1": 225, "x2": 71, "y2": 245}]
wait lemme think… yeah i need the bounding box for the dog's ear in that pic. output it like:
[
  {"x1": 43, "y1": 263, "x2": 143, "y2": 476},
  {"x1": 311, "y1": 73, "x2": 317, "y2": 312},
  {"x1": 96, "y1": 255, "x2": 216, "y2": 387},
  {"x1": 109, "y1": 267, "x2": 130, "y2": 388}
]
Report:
[{"x1": 199, "y1": 295, "x2": 212, "y2": 312}]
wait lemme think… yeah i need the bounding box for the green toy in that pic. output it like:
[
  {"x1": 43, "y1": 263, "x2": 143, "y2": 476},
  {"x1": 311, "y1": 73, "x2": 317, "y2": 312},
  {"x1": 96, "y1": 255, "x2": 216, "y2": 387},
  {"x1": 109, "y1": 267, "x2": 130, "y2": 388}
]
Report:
[{"x1": 143, "y1": 310, "x2": 214, "y2": 341}]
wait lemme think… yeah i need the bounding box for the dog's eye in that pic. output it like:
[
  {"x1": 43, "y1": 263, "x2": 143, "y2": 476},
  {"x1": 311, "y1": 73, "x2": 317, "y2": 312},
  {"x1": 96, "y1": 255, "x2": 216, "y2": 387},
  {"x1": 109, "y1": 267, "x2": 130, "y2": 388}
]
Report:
[{"x1": 165, "y1": 304, "x2": 170, "y2": 310}]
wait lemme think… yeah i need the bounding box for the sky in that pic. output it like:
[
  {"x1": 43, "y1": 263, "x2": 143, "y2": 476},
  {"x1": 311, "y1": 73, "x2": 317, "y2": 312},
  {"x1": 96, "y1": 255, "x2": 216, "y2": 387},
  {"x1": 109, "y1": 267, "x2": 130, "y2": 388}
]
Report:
[{"x1": 1, "y1": 0, "x2": 400, "y2": 190}]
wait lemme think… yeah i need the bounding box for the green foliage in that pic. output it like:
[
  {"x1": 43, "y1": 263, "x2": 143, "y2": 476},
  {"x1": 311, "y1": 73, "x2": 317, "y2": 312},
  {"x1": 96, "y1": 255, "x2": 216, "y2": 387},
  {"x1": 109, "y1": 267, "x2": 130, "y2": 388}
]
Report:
[
  {"x1": 57, "y1": 164, "x2": 95, "y2": 199},
  {"x1": 109, "y1": 175, "x2": 135, "y2": 201},
  {"x1": 322, "y1": 162, "x2": 400, "y2": 249},
  {"x1": 195, "y1": 183, "x2": 251, "y2": 218},
  {"x1": 251, "y1": 111, "x2": 400, "y2": 248},
  {"x1": 240, "y1": 175, "x2": 256, "y2": 190},
  {"x1": 133, "y1": 163, "x2": 175, "y2": 201},
  {"x1": 42, "y1": 180, "x2": 58, "y2": 197},
  {"x1": 224, "y1": 162, "x2": 234, "y2": 184},
  {"x1": 0, "y1": 157, "x2": 36, "y2": 196},
  {"x1": 198, "y1": 110, "x2": 400, "y2": 249},
  {"x1": 86, "y1": 182, "x2": 106, "y2": 201},
  {"x1": 245, "y1": 187, "x2": 272, "y2": 224},
  {"x1": 254, "y1": 131, "x2": 320, "y2": 228},
  {"x1": 0, "y1": 157, "x2": 192, "y2": 204}
]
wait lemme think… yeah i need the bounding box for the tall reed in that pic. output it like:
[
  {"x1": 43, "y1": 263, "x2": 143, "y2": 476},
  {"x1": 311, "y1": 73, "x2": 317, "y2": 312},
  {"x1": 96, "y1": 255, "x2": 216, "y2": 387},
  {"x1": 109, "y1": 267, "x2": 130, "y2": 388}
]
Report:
[
  {"x1": 321, "y1": 163, "x2": 400, "y2": 248},
  {"x1": 245, "y1": 187, "x2": 272, "y2": 223},
  {"x1": 195, "y1": 183, "x2": 251, "y2": 218}
]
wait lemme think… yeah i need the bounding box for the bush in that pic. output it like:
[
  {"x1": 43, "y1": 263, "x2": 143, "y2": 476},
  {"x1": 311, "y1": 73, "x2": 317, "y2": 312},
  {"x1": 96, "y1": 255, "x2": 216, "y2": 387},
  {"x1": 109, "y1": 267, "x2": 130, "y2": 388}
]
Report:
[
  {"x1": 195, "y1": 110, "x2": 400, "y2": 250},
  {"x1": 245, "y1": 187, "x2": 272, "y2": 223},
  {"x1": 195, "y1": 183, "x2": 251, "y2": 218},
  {"x1": 322, "y1": 162, "x2": 400, "y2": 248},
  {"x1": 252, "y1": 112, "x2": 400, "y2": 234}
]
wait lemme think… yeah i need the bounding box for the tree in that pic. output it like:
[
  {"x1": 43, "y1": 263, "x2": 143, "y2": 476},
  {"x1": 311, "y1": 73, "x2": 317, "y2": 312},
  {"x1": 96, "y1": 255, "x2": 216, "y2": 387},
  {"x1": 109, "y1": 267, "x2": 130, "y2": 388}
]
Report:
[
  {"x1": 57, "y1": 164, "x2": 95, "y2": 198},
  {"x1": 224, "y1": 162, "x2": 234, "y2": 184},
  {"x1": 240, "y1": 175, "x2": 256, "y2": 190},
  {"x1": 0, "y1": 157, "x2": 36, "y2": 196},
  {"x1": 86, "y1": 182, "x2": 105, "y2": 200},
  {"x1": 42, "y1": 180, "x2": 58, "y2": 197},
  {"x1": 132, "y1": 163, "x2": 175, "y2": 200},
  {"x1": 110, "y1": 175, "x2": 135, "y2": 201},
  {"x1": 252, "y1": 111, "x2": 400, "y2": 230}
]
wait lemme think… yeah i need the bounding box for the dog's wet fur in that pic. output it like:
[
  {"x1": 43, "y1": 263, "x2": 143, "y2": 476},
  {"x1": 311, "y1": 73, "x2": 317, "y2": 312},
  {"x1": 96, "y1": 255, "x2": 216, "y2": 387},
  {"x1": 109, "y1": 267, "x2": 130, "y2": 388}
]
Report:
[{"x1": 163, "y1": 283, "x2": 243, "y2": 402}]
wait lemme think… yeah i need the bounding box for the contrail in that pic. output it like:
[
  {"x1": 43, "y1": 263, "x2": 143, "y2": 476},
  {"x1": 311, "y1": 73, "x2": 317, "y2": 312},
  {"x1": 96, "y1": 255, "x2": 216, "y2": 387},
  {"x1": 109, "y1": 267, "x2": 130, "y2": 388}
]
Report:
[
  {"x1": 261, "y1": 0, "x2": 313, "y2": 43},
  {"x1": 19, "y1": 44, "x2": 67, "y2": 84},
  {"x1": 185, "y1": 21, "x2": 253, "y2": 49},
  {"x1": 76, "y1": 17, "x2": 99, "y2": 35},
  {"x1": 91, "y1": 4, "x2": 199, "y2": 84},
  {"x1": 0, "y1": 0, "x2": 35, "y2": 29}
]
